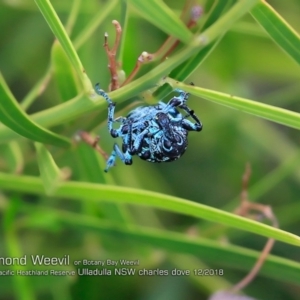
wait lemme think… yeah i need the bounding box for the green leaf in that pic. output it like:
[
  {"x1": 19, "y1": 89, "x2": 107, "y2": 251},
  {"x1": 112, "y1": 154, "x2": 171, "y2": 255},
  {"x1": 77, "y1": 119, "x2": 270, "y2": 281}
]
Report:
[
  {"x1": 73, "y1": 0, "x2": 118, "y2": 50},
  {"x1": 117, "y1": 0, "x2": 129, "y2": 63},
  {"x1": 51, "y1": 40, "x2": 80, "y2": 102},
  {"x1": 3, "y1": 197, "x2": 35, "y2": 300},
  {"x1": 0, "y1": 172, "x2": 299, "y2": 246},
  {"x1": 0, "y1": 73, "x2": 71, "y2": 147},
  {"x1": 173, "y1": 81, "x2": 300, "y2": 130},
  {"x1": 0, "y1": 142, "x2": 24, "y2": 174},
  {"x1": 47, "y1": 210, "x2": 300, "y2": 285},
  {"x1": 0, "y1": 0, "x2": 261, "y2": 144},
  {"x1": 34, "y1": 142, "x2": 65, "y2": 195},
  {"x1": 251, "y1": 1, "x2": 300, "y2": 65},
  {"x1": 20, "y1": 65, "x2": 52, "y2": 111},
  {"x1": 34, "y1": 0, "x2": 93, "y2": 93},
  {"x1": 65, "y1": 0, "x2": 81, "y2": 35},
  {"x1": 128, "y1": 0, "x2": 193, "y2": 43},
  {"x1": 75, "y1": 142, "x2": 134, "y2": 225},
  {"x1": 169, "y1": 0, "x2": 232, "y2": 80}
]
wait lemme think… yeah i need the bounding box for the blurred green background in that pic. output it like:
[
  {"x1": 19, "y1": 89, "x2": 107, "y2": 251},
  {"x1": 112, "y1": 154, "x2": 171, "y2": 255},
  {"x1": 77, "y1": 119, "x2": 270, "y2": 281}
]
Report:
[{"x1": 0, "y1": 0, "x2": 300, "y2": 299}]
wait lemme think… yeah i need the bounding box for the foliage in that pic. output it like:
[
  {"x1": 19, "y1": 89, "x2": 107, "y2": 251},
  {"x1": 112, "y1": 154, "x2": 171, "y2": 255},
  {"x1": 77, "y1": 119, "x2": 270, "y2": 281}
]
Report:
[{"x1": 0, "y1": 0, "x2": 299, "y2": 299}]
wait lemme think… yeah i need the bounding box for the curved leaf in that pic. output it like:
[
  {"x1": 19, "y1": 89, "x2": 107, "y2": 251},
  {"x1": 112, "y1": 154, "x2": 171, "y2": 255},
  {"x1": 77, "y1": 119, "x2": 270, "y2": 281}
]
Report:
[
  {"x1": 0, "y1": 172, "x2": 298, "y2": 246},
  {"x1": 34, "y1": 0, "x2": 93, "y2": 92},
  {"x1": 52, "y1": 210, "x2": 300, "y2": 285},
  {"x1": 173, "y1": 81, "x2": 300, "y2": 130},
  {"x1": 51, "y1": 40, "x2": 79, "y2": 102},
  {"x1": 0, "y1": 142, "x2": 24, "y2": 174},
  {"x1": 73, "y1": 0, "x2": 118, "y2": 49},
  {"x1": 251, "y1": 1, "x2": 300, "y2": 65},
  {"x1": 34, "y1": 143, "x2": 65, "y2": 195},
  {"x1": 129, "y1": 0, "x2": 193, "y2": 43},
  {"x1": 0, "y1": 73, "x2": 70, "y2": 147},
  {"x1": 0, "y1": 0, "x2": 259, "y2": 143}
]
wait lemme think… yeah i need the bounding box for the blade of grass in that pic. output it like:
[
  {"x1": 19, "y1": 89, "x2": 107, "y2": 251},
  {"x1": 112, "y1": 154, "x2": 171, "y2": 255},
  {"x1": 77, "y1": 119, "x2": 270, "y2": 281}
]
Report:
[
  {"x1": 251, "y1": 1, "x2": 300, "y2": 65},
  {"x1": 65, "y1": 0, "x2": 81, "y2": 35},
  {"x1": 75, "y1": 142, "x2": 133, "y2": 224},
  {"x1": 170, "y1": 0, "x2": 232, "y2": 80},
  {"x1": 34, "y1": 143, "x2": 65, "y2": 195},
  {"x1": 128, "y1": 0, "x2": 193, "y2": 43},
  {"x1": 171, "y1": 80, "x2": 300, "y2": 130},
  {"x1": 3, "y1": 197, "x2": 35, "y2": 300},
  {"x1": 73, "y1": 0, "x2": 118, "y2": 49},
  {"x1": 0, "y1": 142, "x2": 24, "y2": 174},
  {"x1": 21, "y1": 0, "x2": 116, "y2": 111},
  {"x1": 0, "y1": 172, "x2": 299, "y2": 246},
  {"x1": 51, "y1": 40, "x2": 80, "y2": 102},
  {"x1": 34, "y1": 0, "x2": 93, "y2": 93},
  {"x1": 0, "y1": 0, "x2": 260, "y2": 143},
  {"x1": 116, "y1": 0, "x2": 129, "y2": 63},
  {"x1": 0, "y1": 73, "x2": 71, "y2": 147},
  {"x1": 22, "y1": 209, "x2": 300, "y2": 285},
  {"x1": 20, "y1": 65, "x2": 52, "y2": 111},
  {"x1": 155, "y1": 0, "x2": 231, "y2": 99}
]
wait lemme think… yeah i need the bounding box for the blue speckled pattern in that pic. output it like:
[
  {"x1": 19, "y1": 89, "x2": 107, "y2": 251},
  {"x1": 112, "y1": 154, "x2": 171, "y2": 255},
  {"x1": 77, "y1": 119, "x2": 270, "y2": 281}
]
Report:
[{"x1": 95, "y1": 83, "x2": 202, "y2": 172}]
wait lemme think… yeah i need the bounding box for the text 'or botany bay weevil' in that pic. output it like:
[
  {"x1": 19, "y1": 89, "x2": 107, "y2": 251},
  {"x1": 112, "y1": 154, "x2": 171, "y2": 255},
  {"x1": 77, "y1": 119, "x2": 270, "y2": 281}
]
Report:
[{"x1": 95, "y1": 83, "x2": 202, "y2": 172}]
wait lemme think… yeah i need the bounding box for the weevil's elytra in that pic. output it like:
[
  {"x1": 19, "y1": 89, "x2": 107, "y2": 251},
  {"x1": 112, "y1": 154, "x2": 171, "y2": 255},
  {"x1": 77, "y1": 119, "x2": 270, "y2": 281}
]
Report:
[{"x1": 95, "y1": 83, "x2": 202, "y2": 172}]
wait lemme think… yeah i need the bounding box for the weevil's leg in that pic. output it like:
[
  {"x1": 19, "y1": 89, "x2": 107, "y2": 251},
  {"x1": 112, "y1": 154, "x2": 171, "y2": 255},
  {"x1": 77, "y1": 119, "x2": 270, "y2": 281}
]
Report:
[
  {"x1": 181, "y1": 119, "x2": 202, "y2": 132},
  {"x1": 164, "y1": 89, "x2": 202, "y2": 131},
  {"x1": 180, "y1": 106, "x2": 202, "y2": 131},
  {"x1": 124, "y1": 122, "x2": 148, "y2": 155},
  {"x1": 131, "y1": 128, "x2": 149, "y2": 154},
  {"x1": 95, "y1": 83, "x2": 127, "y2": 138},
  {"x1": 105, "y1": 143, "x2": 132, "y2": 172},
  {"x1": 127, "y1": 121, "x2": 133, "y2": 153},
  {"x1": 95, "y1": 83, "x2": 114, "y2": 104}
]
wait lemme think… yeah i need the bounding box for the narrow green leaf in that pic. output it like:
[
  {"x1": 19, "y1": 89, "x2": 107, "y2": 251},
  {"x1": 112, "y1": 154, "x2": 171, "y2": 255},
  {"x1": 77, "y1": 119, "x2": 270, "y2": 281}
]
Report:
[
  {"x1": 34, "y1": 142, "x2": 64, "y2": 195},
  {"x1": 173, "y1": 81, "x2": 300, "y2": 130},
  {"x1": 117, "y1": 0, "x2": 129, "y2": 63},
  {"x1": 51, "y1": 40, "x2": 79, "y2": 102},
  {"x1": 170, "y1": 0, "x2": 231, "y2": 80},
  {"x1": 33, "y1": 210, "x2": 300, "y2": 285},
  {"x1": 251, "y1": 1, "x2": 300, "y2": 64},
  {"x1": 0, "y1": 73, "x2": 71, "y2": 147},
  {"x1": 4, "y1": 198, "x2": 35, "y2": 300},
  {"x1": 0, "y1": 173, "x2": 299, "y2": 246},
  {"x1": 75, "y1": 142, "x2": 134, "y2": 225},
  {"x1": 65, "y1": 0, "x2": 81, "y2": 35},
  {"x1": 128, "y1": 0, "x2": 193, "y2": 43},
  {"x1": 0, "y1": 142, "x2": 24, "y2": 174},
  {"x1": 155, "y1": 1, "x2": 231, "y2": 99},
  {"x1": 20, "y1": 65, "x2": 52, "y2": 111},
  {"x1": 0, "y1": 0, "x2": 262, "y2": 143},
  {"x1": 34, "y1": 0, "x2": 93, "y2": 93},
  {"x1": 202, "y1": 0, "x2": 234, "y2": 30},
  {"x1": 169, "y1": 39, "x2": 221, "y2": 83},
  {"x1": 73, "y1": 0, "x2": 118, "y2": 50}
]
